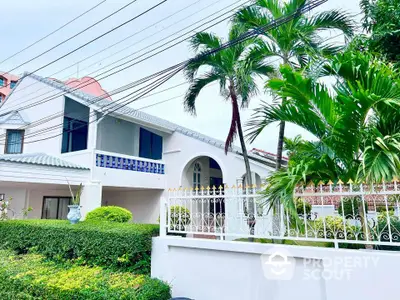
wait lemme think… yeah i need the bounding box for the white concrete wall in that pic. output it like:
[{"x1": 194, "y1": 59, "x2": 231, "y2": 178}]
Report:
[
  {"x1": 96, "y1": 116, "x2": 139, "y2": 156},
  {"x1": 0, "y1": 186, "x2": 73, "y2": 219},
  {"x1": 102, "y1": 189, "x2": 162, "y2": 223},
  {"x1": 152, "y1": 237, "x2": 400, "y2": 300}
]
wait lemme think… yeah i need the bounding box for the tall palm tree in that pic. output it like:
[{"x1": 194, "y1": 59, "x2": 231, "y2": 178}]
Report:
[
  {"x1": 248, "y1": 50, "x2": 400, "y2": 213},
  {"x1": 235, "y1": 0, "x2": 355, "y2": 169},
  {"x1": 184, "y1": 26, "x2": 274, "y2": 189}
]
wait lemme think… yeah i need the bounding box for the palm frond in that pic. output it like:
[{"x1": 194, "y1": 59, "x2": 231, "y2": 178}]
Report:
[
  {"x1": 184, "y1": 72, "x2": 221, "y2": 115},
  {"x1": 308, "y1": 10, "x2": 356, "y2": 38},
  {"x1": 190, "y1": 32, "x2": 223, "y2": 52}
]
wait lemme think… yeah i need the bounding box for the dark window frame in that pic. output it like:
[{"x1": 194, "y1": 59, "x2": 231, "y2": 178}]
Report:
[
  {"x1": 41, "y1": 196, "x2": 72, "y2": 220},
  {"x1": 4, "y1": 129, "x2": 24, "y2": 154},
  {"x1": 139, "y1": 128, "x2": 163, "y2": 160},
  {"x1": 61, "y1": 116, "x2": 88, "y2": 153}
]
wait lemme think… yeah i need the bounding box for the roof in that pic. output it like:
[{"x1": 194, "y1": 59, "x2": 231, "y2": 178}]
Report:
[
  {"x1": 0, "y1": 153, "x2": 89, "y2": 170},
  {"x1": 0, "y1": 111, "x2": 28, "y2": 125},
  {"x1": 2, "y1": 73, "x2": 281, "y2": 168},
  {"x1": 250, "y1": 148, "x2": 289, "y2": 161}
]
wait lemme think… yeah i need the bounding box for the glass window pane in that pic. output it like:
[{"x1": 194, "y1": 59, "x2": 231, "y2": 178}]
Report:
[
  {"x1": 58, "y1": 198, "x2": 71, "y2": 220},
  {"x1": 42, "y1": 198, "x2": 58, "y2": 219},
  {"x1": 6, "y1": 130, "x2": 23, "y2": 154}
]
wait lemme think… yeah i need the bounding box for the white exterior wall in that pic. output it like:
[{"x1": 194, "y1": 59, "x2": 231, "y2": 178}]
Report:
[
  {"x1": 152, "y1": 237, "x2": 400, "y2": 300},
  {"x1": 164, "y1": 132, "x2": 272, "y2": 189},
  {"x1": 102, "y1": 189, "x2": 163, "y2": 223},
  {"x1": 96, "y1": 116, "x2": 139, "y2": 156},
  {"x1": 0, "y1": 76, "x2": 65, "y2": 155}
]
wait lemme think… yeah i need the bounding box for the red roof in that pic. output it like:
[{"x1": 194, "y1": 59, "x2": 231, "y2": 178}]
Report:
[
  {"x1": 62, "y1": 76, "x2": 112, "y2": 100},
  {"x1": 250, "y1": 148, "x2": 289, "y2": 161}
]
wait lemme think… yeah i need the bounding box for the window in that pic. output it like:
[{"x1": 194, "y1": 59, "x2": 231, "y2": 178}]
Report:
[
  {"x1": 5, "y1": 130, "x2": 24, "y2": 154},
  {"x1": 42, "y1": 197, "x2": 71, "y2": 220},
  {"x1": 10, "y1": 81, "x2": 17, "y2": 89},
  {"x1": 193, "y1": 162, "x2": 201, "y2": 189},
  {"x1": 139, "y1": 128, "x2": 163, "y2": 160},
  {"x1": 0, "y1": 77, "x2": 4, "y2": 87},
  {"x1": 61, "y1": 117, "x2": 88, "y2": 153}
]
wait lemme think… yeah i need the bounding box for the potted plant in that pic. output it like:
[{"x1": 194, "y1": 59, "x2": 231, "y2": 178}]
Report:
[{"x1": 67, "y1": 182, "x2": 83, "y2": 224}]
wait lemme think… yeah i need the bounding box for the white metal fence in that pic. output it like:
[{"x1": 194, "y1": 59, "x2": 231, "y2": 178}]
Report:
[{"x1": 160, "y1": 182, "x2": 400, "y2": 248}]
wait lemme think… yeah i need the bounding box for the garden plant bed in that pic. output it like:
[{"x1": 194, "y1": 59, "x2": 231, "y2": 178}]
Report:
[{"x1": 0, "y1": 250, "x2": 171, "y2": 300}]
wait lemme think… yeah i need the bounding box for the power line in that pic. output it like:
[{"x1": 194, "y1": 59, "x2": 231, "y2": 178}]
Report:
[
  {"x1": 3, "y1": 0, "x2": 222, "y2": 102},
  {"x1": 0, "y1": 0, "x2": 249, "y2": 116},
  {"x1": 0, "y1": 0, "x2": 107, "y2": 66},
  {"x1": 3, "y1": 0, "x2": 242, "y2": 111},
  {"x1": 2, "y1": 0, "x2": 139, "y2": 78},
  {"x1": 1, "y1": 0, "x2": 327, "y2": 145}
]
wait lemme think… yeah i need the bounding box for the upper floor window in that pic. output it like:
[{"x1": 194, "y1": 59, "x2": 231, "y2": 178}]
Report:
[
  {"x1": 61, "y1": 117, "x2": 88, "y2": 153},
  {"x1": 10, "y1": 81, "x2": 17, "y2": 89},
  {"x1": 0, "y1": 77, "x2": 5, "y2": 87},
  {"x1": 5, "y1": 130, "x2": 24, "y2": 154},
  {"x1": 193, "y1": 162, "x2": 201, "y2": 189},
  {"x1": 139, "y1": 128, "x2": 163, "y2": 160}
]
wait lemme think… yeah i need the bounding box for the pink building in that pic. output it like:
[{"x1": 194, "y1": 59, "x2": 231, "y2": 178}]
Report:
[{"x1": 0, "y1": 73, "x2": 19, "y2": 102}]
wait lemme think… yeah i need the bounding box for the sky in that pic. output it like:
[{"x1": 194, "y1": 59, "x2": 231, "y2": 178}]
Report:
[{"x1": 0, "y1": 0, "x2": 362, "y2": 153}]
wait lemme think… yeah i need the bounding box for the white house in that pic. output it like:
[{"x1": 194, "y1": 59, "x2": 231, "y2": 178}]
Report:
[{"x1": 0, "y1": 73, "x2": 282, "y2": 223}]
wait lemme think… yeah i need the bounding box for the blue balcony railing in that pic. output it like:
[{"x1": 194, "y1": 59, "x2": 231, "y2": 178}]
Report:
[{"x1": 96, "y1": 153, "x2": 165, "y2": 174}]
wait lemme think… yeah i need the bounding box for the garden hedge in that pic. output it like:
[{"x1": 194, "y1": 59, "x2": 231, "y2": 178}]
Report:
[
  {"x1": 0, "y1": 250, "x2": 171, "y2": 300},
  {"x1": 0, "y1": 220, "x2": 159, "y2": 274}
]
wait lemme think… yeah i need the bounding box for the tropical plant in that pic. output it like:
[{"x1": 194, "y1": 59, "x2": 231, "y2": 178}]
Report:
[
  {"x1": 184, "y1": 26, "x2": 274, "y2": 183},
  {"x1": 67, "y1": 181, "x2": 83, "y2": 205},
  {"x1": 250, "y1": 50, "x2": 400, "y2": 214},
  {"x1": 234, "y1": 0, "x2": 354, "y2": 169},
  {"x1": 361, "y1": 0, "x2": 400, "y2": 65},
  {"x1": 184, "y1": 25, "x2": 274, "y2": 221}
]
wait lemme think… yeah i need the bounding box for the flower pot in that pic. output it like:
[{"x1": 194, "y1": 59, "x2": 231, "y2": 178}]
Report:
[{"x1": 67, "y1": 205, "x2": 81, "y2": 224}]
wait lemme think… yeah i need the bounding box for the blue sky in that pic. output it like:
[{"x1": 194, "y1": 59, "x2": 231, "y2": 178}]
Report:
[{"x1": 1, "y1": 0, "x2": 362, "y2": 152}]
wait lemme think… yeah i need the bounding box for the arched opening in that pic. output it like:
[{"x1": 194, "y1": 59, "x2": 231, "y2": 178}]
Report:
[
  {"x1": 181, "y1": 155, "x2": 225, "y2": 216},
  {"x1": 241, "y1": 172, "x2": 262, "y2": 188}
]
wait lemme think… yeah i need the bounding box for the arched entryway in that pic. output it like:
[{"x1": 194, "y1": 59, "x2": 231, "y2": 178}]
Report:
[
  {"x1": 181, "y1": 156, "x2": 225, "y2": 190},
  {"x1": 241, "y1": 172, "x2": 262, "y2": 188},
  {"x1": 180, "y1": 156, "x2": 226, "y2": 238}
]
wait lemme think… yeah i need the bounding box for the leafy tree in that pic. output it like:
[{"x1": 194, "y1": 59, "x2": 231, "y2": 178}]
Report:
[
  {"x1": 235, "y1": 0, "x2": 355, "y2": 169},
  {"x1": 184, "y1": 26, "x2": 274, "y2": 229},
  {"x1": 248, "y1": 50, "x2": 400, "y2": 213},
  {"x1": 361, "y1": 0, "x2": 400, "y2": 65}
]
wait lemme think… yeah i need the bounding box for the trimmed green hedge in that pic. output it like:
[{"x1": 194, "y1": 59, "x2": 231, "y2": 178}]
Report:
[
  {"x1": 0, "y1": 220, "x2": 159, "y2": 274},
  {"x1": 0, "y1": 250, "x2": 171, "y2": 300},
  {"x1": 86, "y1": 206, "x2": 133, "y2": 223}
]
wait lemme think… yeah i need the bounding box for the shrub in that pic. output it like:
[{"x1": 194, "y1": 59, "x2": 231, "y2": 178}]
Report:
[
  {"x1": 0, "y1": 220, "x2": 158, "y2": 274},
  {"x1": 168, "y1": 205, "x2": 191, "y2": 231},
  {"x1": 86, "y1": 206, "x2": 133, "y2": 223},
  {"x1": 312, "y1": 216, "x2": 357, "y2": 239},
  {"x1": 295, "y1": 198, "x2": 312, "y2": 216},
  {"x1": 338, "y1": 197, "x2": 368, "y2": 219},
  {"x1": 0, "y1": 250, "x2": 171, "y2": 300}
]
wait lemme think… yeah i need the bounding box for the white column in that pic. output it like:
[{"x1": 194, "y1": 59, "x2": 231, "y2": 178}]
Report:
[
  {"x1": 80, "y1": 181, "x2": 102, "y2": 219},
  {"x1": 87, "y1": 109, "x2": 98, "y2": 150}
]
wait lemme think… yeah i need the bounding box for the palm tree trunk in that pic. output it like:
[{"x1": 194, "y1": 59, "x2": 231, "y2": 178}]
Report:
[
  {"x1": 275, "y1": 120, "x2": 286, "y2": 169},
  {"x1": 229, "y1": 83, "x2": 255, "y2": 240}
]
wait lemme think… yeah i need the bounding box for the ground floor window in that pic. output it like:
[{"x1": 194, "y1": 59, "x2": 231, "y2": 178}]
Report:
[{"x1": 41, "y1": 197, "x2": 71, "y2": 220}]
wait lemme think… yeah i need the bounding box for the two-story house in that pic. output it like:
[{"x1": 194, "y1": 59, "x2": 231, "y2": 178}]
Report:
[{"x1": 0, "y1": 73, "x2": 282, "y2": 223}]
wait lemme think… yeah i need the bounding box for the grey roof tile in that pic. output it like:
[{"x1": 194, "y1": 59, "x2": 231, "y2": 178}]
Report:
[{"x1": 0, "y1": 153, "x2": 89, "y2": 170}]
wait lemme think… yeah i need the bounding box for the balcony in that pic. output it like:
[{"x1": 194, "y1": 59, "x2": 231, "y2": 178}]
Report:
[{"x1": 93, "y1": 150, "x2": 166, "y2": 189}]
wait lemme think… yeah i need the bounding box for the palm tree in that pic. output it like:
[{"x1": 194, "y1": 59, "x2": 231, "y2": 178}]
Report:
[
  {"x1": 248, "y1": 50, "x2": 400, "y2": 213},
  {"x1": 234, "y1": 0, "x2": 355, "y2": 169},
  {"x1": 184, "y1": 26, "x2": 274, "y2": 189}
]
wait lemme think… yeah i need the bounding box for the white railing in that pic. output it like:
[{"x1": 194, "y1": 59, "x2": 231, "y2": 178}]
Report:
[{"x1": 160, "y1": 181, "x2": 400, "y2": 248}]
